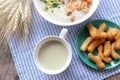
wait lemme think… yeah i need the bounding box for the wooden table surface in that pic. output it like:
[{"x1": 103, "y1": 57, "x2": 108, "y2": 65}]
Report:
[{"x1": 0, "y1": 41, "x2": 120, "y2": 80}]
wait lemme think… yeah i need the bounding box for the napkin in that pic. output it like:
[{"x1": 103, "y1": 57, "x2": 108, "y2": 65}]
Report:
[{"x1": 9, "y1": 0, "x2": 120, "y2": 80}]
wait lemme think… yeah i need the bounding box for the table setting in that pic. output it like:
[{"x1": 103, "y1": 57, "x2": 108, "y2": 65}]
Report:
[{"x1": 1, "y1": 0, "x2": 120, "y2": 80}]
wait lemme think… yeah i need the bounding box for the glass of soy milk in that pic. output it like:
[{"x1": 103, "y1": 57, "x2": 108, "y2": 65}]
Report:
[{"x1": 33, "y1": 28, "x2": 72, "y2": 75}]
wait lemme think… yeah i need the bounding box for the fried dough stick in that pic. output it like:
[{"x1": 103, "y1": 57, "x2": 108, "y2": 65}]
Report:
[
  {"x1": 88, "y1": 53, "x2": 105, "y2": 69},
  {"x1": 80, "y1": 37, "x2": 93, "y2": 51},
  {"x1": 98, "y1": 23, "x2": 106, "y2": 32},
  {"x1": 87, "y1": 39, "x2": 106, "y2": 53},
  {"x1": 80, "y1": 23, "x2": 106, "y2": 51},
  {"x1": 114, "y1": 31, "x2": 120, "y2": 40},
  {"x1": 107, "y1": 28, "x2": 119, "y2": 41},
  {"x1": 87, "y1": 24, "x2": 106, "y2": 39},
  {"x1": 111, "y1": 43, "x2": 120, "y2": 59},
  {"x1": 103, "y1": 41, "x2": 111, "y2": 57},
  {"x1": 98, "y1": 45, "x2": 112, "y2": 63},
  {"x1": 114, "y1": 39, "x2": 120, "y2": 49}
]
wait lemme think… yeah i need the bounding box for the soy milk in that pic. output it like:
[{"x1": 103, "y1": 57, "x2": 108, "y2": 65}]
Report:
[{"x1": 39, "y1": 40, "x2": 68, "y2": 70}]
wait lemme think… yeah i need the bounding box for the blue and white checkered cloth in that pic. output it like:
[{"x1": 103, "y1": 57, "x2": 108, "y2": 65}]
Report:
[{"x1": 8, "y1": 0, "x2": 120, "y2": 80}]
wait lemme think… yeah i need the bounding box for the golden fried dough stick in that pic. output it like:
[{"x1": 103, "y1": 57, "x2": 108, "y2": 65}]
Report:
[
  {"x1": 98, "y1": 23, "x2": 106, "y2": 32},
  {"x1": 98, "y1": 45, "x2": 112, "y2": 63},
  {"x1": 103, "y1": 41, "x2": 111, "y2": 57},
  {"x1": 98, "y1": 23, "x2": 107, "y2": 40},
  {"x1": 87, "y1": 24, "x2": 106, "y2": 39},
  {"x1": 100, "y1": 32, "x2": 107, "y2": 39},
  {"x1": 98, "y1": 23, "x2": 107, "y2": 39},
  {"x1": 88, "y1": 53, "x2": 105, "y2": 69},
  {"x1": 80, "y1": 37, "x2": 93, "y2": 51},
  {"x1": 114, "y1": 31, "x2": 120, "y2": 40},
  {"x1": 80, "y1": 23, "x2": 107, "y2": 52},
  {"x1": 107, "y1": 28, "x2": 119, "y2": 41},
  {"x1": 98, "y1": 45, "x2": 103, "y2": 59},
  {"x1": 87, "y1": 24, "x2": 99, "y2": 39},
  {"x1": 114, "y1": 39, "x2": 120, "y2": 50},
  {"x1": 111, "y1": 43, "x2": 120, "y2": 59},
  {"x1": 87, "y1": 38, "x2": 106, "y2": 52}
]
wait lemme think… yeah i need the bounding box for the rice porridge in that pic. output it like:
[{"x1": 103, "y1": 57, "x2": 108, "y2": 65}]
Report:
[{"x1": 40, "y1": 0, "x2": 92, "y2": 23}]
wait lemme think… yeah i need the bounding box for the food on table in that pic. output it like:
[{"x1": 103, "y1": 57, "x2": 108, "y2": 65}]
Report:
[
  {"x1": 115, "y1": 39, "x2": 120, "y2": 49},
  {"x1": 80, "y1": 23, "x2": 106, "y2": 52},
  {"x1": 80, "y1": 23, "x2": 120, "y2": 69},
  {"x1": 86, "y1": 0, "x2": 92, "y2": 4},
  {"x1": 98, "y1": 45, "x2": 112, "y2": 63},
  {"x1": 88, "y1": 53, "x2": 105, "y2": 69},
  {"x1": 87, "y1": 24, "x2": 106, "y2": 39},
  {"x1": 107, "y1": 28, "x2": 119, "y2": 41},
  {"x1": 114, "y1": 31, "x2": 120, "y2": 40},
  {"x1": 111, "y1": 43, "x2": 120, "y2": 60},
  {"x1": 80, "y1": 37, "x2": 93, "y2": 51},
  {"x1": 80, "y1": 1, "x2": 89, "y2": 12},
  {"x1": 97, "y1": 45, "x2": 103, "y2": 59},
  {"x1": 39, "y1": 41, "x2": 68, "y2": 70},
  {"x1": 70, "y1": 16, "x2": 75, "y2": 22},
  {"x1": 98, "y1": 23, "x2": 106, "y2": 31},
  {"x1": 100, "y1": 32, "x2": 107, "y2": 39},
  {"x1": 40, "y1": 0, "x2": 92, "y2": 22},
  {"x1": 103, "y1": 41, "x2": 111, "y2": 57},
  {"x1": 87, "y1": 38, "x2": 106, "y2": 53},
  {"x1": 87, "y1": 24, "x2": 100, "y2": 39}
]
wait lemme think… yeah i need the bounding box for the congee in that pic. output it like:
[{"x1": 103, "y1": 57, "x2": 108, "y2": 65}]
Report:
[{"x1": 40, "y1": 0, "x2": 92, "y2": 22}]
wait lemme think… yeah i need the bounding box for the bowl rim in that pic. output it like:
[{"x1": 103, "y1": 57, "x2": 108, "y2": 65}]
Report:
[{"x1": 33, "y1": 0, "x2": 100, "y2": 26}]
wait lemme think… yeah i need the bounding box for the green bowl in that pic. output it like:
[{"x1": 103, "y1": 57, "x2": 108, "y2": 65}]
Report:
[{"x1": 76, "y1": 19, "x2": 120, "y2": 70}]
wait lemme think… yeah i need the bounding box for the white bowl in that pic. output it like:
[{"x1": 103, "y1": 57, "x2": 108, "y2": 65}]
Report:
[{"x1": 33, "y1": 0, "x2": 100, "y2": 26}]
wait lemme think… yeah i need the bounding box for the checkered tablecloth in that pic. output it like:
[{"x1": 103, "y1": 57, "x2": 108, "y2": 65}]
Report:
[{"x1": 8, "y1": 0, "x2": 120, "y2": 80}]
